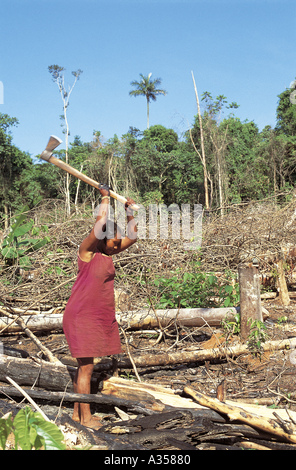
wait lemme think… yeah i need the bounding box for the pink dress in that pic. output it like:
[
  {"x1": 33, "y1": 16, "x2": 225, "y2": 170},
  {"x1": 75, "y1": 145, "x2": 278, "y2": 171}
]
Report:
[{"x1": 63, "y1": 252, "x2": 122, "y2": 358}]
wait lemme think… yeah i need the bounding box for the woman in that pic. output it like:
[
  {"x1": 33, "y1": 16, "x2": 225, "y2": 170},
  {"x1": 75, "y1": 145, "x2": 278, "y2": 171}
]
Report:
[{"x1": 63, "y1": 184, "x2": 137, "y2": 429}]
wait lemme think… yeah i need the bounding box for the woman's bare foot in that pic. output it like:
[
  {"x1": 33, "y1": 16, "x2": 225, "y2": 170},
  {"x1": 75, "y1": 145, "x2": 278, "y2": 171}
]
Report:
[
  {"x1": 81, "y1": 415, "x2": 103, "y2": 430},
  {"x1": 71, "y1": 403, "x2": 80, "y2": 422},
  {"x1": 72, "y1": 413, "x2": 80, "y2": 422}
]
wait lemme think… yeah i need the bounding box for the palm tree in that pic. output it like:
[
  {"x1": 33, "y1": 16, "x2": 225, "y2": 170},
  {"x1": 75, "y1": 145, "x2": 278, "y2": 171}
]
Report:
[{"x1": 129, "y1": 73, "x2": 167, "y2": 128}]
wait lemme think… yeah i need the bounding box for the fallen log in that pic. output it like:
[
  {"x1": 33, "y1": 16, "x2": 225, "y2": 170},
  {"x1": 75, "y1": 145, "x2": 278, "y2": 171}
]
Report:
[
  {"x1": 0, "y1": 357, "x2": 198, "y2": 414},
  {"x1": 184, "y1": 386, "x2": 296, "y2": 444},
  {"x1": 95, "y1": 408, "x2": 284, "y2": 451},
  {"x1": 0, "y1": 385, "x2": 160, "y2": 416},
  {"x1": 125, "y1": 336, "x2": 296, "y2": 368},
  {"x1": 0, "y1": 355, "x2": 75, "y2": 391},
  {"x1": 101, "y1": 376, "x2": 296, "y2": 426},
  {"x1": 118, "y1": 306, "x2": 269, "y2": 329},
  {"x1": 0, "y1": 306, "x2": 269, "y2": 334},
  {"x1": 0, "y1": 313, "x2": 63, "y2": 334},
  {"x1": 97, "y1": 409, "x2": 226, "y2": 450},
  {"x1": 61, "y1": 336, "x2": 296, "y2": 370}
]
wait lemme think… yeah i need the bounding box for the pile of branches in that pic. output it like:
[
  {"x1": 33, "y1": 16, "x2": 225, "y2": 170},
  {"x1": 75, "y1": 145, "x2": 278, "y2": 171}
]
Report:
[{"x1": 201, "y1": 197, "x2": 296, "y2": 272}]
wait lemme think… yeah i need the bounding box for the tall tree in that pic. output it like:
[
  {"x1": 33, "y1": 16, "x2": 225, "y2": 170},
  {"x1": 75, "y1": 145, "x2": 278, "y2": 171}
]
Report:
[
  {"x1": 48, "y1": 65, "x2": 83, "y2": 216},
  {"x1": 222, "y1": 117, "x2": 261, "y2": 202},
  {"x1": 274, "y1": 80, "x2": 296, "y2": 191},
  {"x1": 0, "y1": 114, "x2": 37, "y2": 225},
  {"x1": 189, "y1": 93, "x2": 239, "y2": 211},
  {"x1": 129, "y1": 73, "x2": 167, "y2": 128},
  {"x1": 276, "y1": 80, "x2": 296, "y2": 137},
  {"x1": 191, "y1": 72, "x2": 210, "y2": 210},
  {"x1": 131, "y1": 125, "x2": 179, "y2": 202}
]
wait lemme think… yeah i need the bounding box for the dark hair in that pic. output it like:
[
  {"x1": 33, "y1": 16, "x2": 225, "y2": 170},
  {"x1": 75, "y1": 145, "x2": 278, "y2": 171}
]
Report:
[{"x1": 101, "y1": 220, "x2": 122, "y2": 240}]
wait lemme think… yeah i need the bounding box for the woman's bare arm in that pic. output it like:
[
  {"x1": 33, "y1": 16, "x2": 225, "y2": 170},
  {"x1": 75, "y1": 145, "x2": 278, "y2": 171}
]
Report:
[{"x1": 79, "y1": 186, "x2": 110, "y2": 261}]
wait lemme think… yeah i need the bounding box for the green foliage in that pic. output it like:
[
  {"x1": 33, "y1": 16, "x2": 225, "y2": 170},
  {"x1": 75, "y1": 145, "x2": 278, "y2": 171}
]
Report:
[
  {"x1": 221, "y1": 312, "x2": 241, "y2": 338},
  {"x1": 0, "y1": 414, "x2": 13, "y2": 450},
  {"x1": 0, "y1": 406, "x2": 66, "y2": 450},
  {"x1": 141, "y1": 190, "x2": 164, "y2": 206},
  {"x1": 153, "y1": 262, "x2": 239, "y2": 309},
  {"x1": 276, "y1": 81, "x2": 296, "y2": 137},
  {"x1": 0, "y1": 208, "x2": 50, "y2": 267},
  {"x1": 221, "y1": 316, "x2": 269, "y2": 356},
  {"x1": 247, "y1": 319, "x2": 268, "y2": 357},
  {"x1": 0, "y1": 114, "x2": 38, "y2": 212}
]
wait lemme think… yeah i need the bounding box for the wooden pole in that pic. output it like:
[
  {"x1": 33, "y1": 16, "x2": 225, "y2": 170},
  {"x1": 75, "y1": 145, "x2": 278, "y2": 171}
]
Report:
[{"x1": 239, "y1": 265, "x2": 263, "y2": 342}]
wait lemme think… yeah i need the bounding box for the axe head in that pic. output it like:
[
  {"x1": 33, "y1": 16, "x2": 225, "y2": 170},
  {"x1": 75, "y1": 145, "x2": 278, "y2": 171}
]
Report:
[{"x1": 39, "y1": 135, "x2": 62, "y2": 161}]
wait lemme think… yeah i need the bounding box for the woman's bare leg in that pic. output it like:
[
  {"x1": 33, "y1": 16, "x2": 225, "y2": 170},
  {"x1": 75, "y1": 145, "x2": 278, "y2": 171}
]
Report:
[
  {"x1": 74, "y1": 357, "x2": 102, "y2": 429},
  {"x1": 72, "y1": 367, "x2": 80, "y2": 422}
]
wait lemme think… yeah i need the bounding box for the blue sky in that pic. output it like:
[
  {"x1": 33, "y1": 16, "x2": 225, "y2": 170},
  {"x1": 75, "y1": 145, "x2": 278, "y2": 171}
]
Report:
[{"x1": 0, "y1": 0, "x2": 295, "y2": 158}]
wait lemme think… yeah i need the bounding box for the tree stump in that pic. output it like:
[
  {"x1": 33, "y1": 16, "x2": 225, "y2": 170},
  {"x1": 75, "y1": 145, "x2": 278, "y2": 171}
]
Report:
[{"x1": 239, "y1": 265, "x2": 263, "y2": 342}]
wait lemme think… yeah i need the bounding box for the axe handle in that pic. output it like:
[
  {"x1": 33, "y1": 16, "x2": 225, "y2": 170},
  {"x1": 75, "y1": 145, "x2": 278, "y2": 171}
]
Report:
[{"x1": 47, "y1": 155, "x2": 140, "y2": 211}]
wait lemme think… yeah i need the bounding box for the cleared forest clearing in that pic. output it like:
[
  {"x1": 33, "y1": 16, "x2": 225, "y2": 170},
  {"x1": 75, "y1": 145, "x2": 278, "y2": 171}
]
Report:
[{"x1": 1, "y1": 198, "x2": 296, "y2": 450}]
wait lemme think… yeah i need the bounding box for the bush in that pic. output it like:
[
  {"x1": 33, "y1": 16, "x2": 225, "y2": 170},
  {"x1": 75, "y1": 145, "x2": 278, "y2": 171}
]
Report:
[
  {"x1": 154, "y1": 262, "x2": 239, "y2": 309},
  {"x1": 0, "y1": 207, "x2": 50, "y2": 267}
]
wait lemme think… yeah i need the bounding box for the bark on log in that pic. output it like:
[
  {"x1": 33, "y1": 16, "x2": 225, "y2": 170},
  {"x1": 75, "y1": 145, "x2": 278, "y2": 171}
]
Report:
[
  {"x1": 184, "y1": 386, "x2": 296, "y2": 444},
  {"x1": 130, "y1": 336, "x2": 296, "y2": 368},
  {"x1": 0, "y1": 357, "x2": 201, "y2": 413},
  {"x1": 0, "y1": 306, "x2": 269, "y2": 334},
  {"x1": 0, "y1": 355, "x2": 75, "y2": 391},
  {"x1": 2, "y1": 337, "x2": 294, "y2": 391}
]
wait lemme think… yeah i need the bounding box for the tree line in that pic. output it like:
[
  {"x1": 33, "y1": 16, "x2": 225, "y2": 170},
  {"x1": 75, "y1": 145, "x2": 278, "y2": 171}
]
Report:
[{"x1": 1, "y1": 74, "x2": 296, "y2": 225}]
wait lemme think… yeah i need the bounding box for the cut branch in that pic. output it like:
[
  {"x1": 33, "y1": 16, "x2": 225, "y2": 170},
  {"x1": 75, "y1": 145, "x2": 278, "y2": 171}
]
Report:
[{"x1": 5, "y1": 376, "x2": 50, "y2": 421}]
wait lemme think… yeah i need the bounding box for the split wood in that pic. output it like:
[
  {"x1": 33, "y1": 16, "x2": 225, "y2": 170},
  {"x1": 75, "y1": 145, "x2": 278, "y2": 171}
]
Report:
[{"x1": 185, "y1": 386, "x2": 296, "y2": 444}]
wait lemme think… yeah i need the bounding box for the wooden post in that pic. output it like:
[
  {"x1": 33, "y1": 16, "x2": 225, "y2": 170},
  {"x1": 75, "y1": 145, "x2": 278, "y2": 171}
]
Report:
[{"x1": 239, "y1": 265, "x2": 263, "y2": 342}]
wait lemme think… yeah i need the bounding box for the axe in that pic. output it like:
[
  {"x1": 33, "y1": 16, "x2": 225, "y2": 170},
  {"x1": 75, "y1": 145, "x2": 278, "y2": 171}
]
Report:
[{"x1": 39, "y1": 135, "x2": 140, "y2": 211}]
